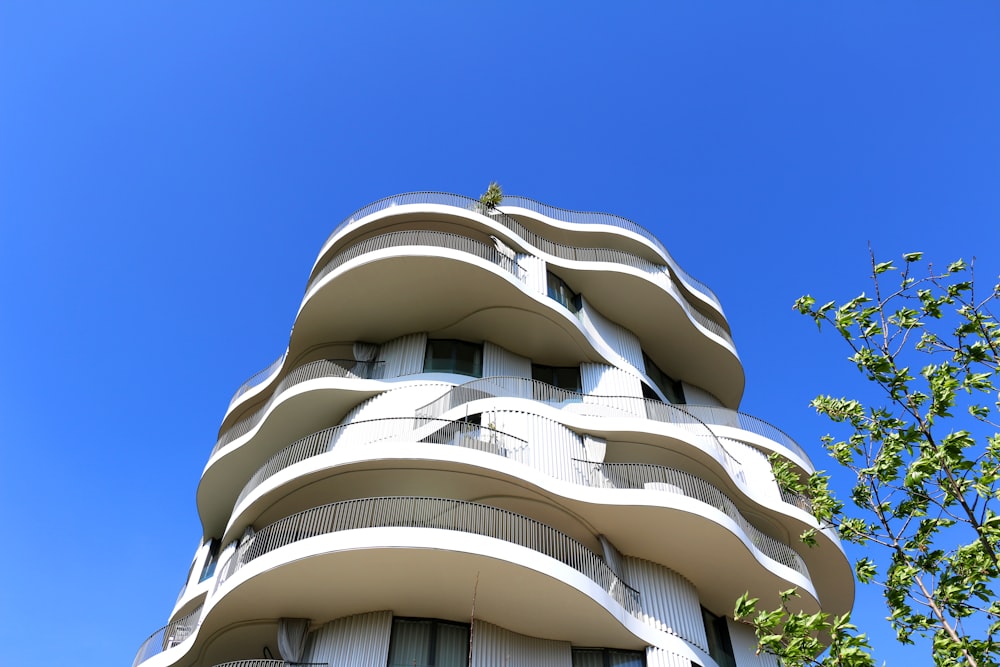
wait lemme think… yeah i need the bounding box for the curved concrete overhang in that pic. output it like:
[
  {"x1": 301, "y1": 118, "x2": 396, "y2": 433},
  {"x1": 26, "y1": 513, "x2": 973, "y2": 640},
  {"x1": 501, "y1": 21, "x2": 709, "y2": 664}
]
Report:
[
  {"x1": 170, "y1": 582, "x2": 209, "y2": 622},
  {"x1": 310, "y1": 198, "x2": 726, "y2": 330},
  {"x1": 714, "y1": 424, "x2": 815, "y2": 476},
  {"x1": 205, "y1": 530, "x2": 659, "y2": 649},
  {"x1": 296, "y1": 241, "x2": 742, "y2": 407},
  {"x1": 220, "y1": 443, "x2": 838, "y2": 618},
  {"x1": 296, "y1": 249, "x2": 602, "y2": 367},
  {"x1": 311, "y1": 203, "x2": 665, "y2": 287},
  {"x1": 306, "y1": 203, "x2": 736, "y2": 358},
  {"x1": 499, "y1": 204, "x2": 727, "y2": 323},
  {"x1": 552, "y1": 260, "x2": 743, "y2": 407},
  {"x1": 197, "y1": 377, "x2": 386, "y2": 536}
]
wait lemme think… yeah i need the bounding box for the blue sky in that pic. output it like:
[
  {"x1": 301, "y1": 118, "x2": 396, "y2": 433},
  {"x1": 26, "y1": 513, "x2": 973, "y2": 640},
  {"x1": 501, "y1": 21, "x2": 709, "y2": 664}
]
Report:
[{"x1": 1, "y1": 3, "x2": 998, "y2": 666}]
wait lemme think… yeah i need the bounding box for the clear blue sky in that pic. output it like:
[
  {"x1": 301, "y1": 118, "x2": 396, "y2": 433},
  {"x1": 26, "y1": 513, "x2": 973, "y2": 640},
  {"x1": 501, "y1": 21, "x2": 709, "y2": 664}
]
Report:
[{"x1": 2, "y1": 3, "x2": 998, "y2": 666}]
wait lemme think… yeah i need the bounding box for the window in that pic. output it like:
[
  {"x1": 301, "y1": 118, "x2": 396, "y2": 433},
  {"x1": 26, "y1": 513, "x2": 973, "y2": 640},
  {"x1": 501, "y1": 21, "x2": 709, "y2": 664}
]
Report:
[
  {"x1": 424, "y1": 339, "x2": 483, "y2": 377},
  {"x1": 198, "y1": 539, "x2": 220, "y2": 582},
  {"x1": 571, "y1": 648, "x2": 645, "y2": 667},
  {"x1": 547, "y1": 271, "x2": 582, "y2": 314},
  {"x1": 386, "y1": 618, "x2": 469, "y2": 667},
  {"x1": 642, "y1": 352, "x2": 684, "y2": 404},
  {"x1": 701, "y1": 608, "x2": 736, "y2": 667},
  {"x1": 532, "y1": 364, "x2": 582, "y2": 392}
]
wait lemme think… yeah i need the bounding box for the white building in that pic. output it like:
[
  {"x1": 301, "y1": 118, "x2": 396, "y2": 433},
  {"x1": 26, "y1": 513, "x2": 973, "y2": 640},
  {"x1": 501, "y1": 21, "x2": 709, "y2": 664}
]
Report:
[{"x1": 133, "y1": 192, "x2": 852, "y2": 667}]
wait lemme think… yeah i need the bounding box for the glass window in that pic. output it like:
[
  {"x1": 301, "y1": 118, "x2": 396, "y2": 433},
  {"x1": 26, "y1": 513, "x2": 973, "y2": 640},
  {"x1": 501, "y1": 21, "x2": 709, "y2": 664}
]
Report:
[
  {"x1": 701, "y1": 608, "x2": 736, "y2": 667},
  {"x1": 387, "y1": 618, "x2": 469, "y2": 667},
  {"x1": 198, "y1": 539, "x2": 220, "y2": 582},
  {"x1": 532, "y1": 364, "x2": 582, "y2": 392},
  {"x1": 547, "y1": 271, "x2": 581, "y2": 314},
  {"x1": 424, "y1": 340, "x2": 483, "y2": 377},
  {"x1": 572, "y1": 648, "x2": 645, "y2": 667},
  {"x1": 642, "y1": 352, "x2": 685, "y2": 404}
]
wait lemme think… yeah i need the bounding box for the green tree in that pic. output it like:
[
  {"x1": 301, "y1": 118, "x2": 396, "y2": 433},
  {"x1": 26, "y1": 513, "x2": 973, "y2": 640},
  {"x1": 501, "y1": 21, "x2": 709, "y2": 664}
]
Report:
[{"x1": 735, "y1": 251, "x2": 1000, "y2": 666}]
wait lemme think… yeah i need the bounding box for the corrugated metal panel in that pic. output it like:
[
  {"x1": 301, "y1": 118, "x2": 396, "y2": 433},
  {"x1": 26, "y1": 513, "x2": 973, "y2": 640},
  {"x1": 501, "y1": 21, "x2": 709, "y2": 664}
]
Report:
[
  {"x1": 303, "y1": 610, "x2": 392, "y2": 667},
  {"x1": 622, "y1": 556, "x2": 708, "y2": 652},
  {"x1": 472, "y1": 620, "x2": 572, "y2": 667},
  {"x1": 646, "y1": 646, "x2": 695, "y2": 667},
  {"x1": 343, "y1": 382, "x2": 451, "y2": 423},
  {"x1": 483, "y1": 341, "x2": 531, "y2": 379},
  {"x1": 491, "y1": 410, "x2": 587, "y2": 483},
  {"x1": 517, "y1": 253, "x2": 547, "y2": 295},
  {"x1": 579, "y1": 298, "x2": 645, "y2": 370},
  {"x1": 379, "y1": 332, "x2": 428, "y2": 378},
  {"x1": 580, "y1": 363, "x2": 643, "y2": 398},
  {"x1": 727, "y1": 618, "x2": 780, "y2": 667}
]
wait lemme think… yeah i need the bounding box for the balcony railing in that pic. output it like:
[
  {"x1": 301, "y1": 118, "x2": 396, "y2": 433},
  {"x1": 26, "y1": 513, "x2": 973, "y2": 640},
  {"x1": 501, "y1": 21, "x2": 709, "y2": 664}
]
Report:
[
  {"x1": 414, "y1": 376, "x2": 746, "y2": 487},
  {"x1": 577, "y1": 460, "x2": 809, "y2": 577},
  {"x1": 132, "y1": 604, "x2": 203, "y2": 667},
  {"x1": 678, "y1": 404, "x2": 808, "y2": 465},
  {"x1": 211, "y1": 662, "x2": 326, "y2": 667},
  {"x1": 305, "y1": 229, "x2": 525, "y2": 298},
  {"x1": 319, "y1": 192, "x2": 724, "y2": 320},
  {"x1": 499, "y1": 194, "x2": 723, "y2": 312},
  {"x1": 231, "y1": 410, "x2": 818, "y2": 561},
  {"x1": 213, "y1": 360, "x2": 385, "y2": 456},
  {"x1": 226, "y1": 352, "x2": 288, "y2": 411},
  {"x1": 217, "y1": 496, "x2": 641, "y2": 616},
  {"x1": 234, "y1": 417, "x2": 527, "y2": 510}
]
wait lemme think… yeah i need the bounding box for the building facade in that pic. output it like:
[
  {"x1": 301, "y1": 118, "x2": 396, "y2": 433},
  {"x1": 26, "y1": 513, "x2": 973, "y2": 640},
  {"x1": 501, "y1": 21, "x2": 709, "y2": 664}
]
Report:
[{"x1": 133, "y1": 192, "x2": 852, "y2": 667}]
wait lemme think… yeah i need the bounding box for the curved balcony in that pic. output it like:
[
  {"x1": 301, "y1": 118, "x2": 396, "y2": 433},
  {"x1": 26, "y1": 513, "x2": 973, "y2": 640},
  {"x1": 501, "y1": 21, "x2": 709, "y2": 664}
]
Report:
[
  {"x1": 296, "y1": 227, "x2": 739, "y2": 406},
  {"x1": 226, "y1": 352, "x2": 287, "y2": 413},
  {"x1": 216, "y1": 496, "x2": 641, "y2": 616},
  {"x1": 313, "y1": 192, "x2": 728, "y2": 334},
  {"x1": 133, "y1": 603, "x2": 203, "y2": 667},
  {"x1": 579, "y1": 460, "x2": 808, "y2": 576},
  {"x1": 213, "y1": 360, "x2": 385, "y2": 457},
  {"x1": 680, "y1": 404, "x2": 809, "y2": 468},
  {"x1": 414, "y1": 376, "x2": 746, "y2": 485},
  {"x1": 305, "y1": 229, "x2": 525, "y2": 298},
  {"x1": 225, "y1": 411, "x2": 809, "y2": 581},
  {"x1": 212, "y1": 662, "x2": 326, "y2": 667},
  {"x1": 499, "y1": 194, "x2": 723, "y2": 314},
  {"x1": 232, "y1": 417, "x2": 526, "y2": 511},
  {"x1": 417, "y1": 376, "x2": 808, "y2": 472}
]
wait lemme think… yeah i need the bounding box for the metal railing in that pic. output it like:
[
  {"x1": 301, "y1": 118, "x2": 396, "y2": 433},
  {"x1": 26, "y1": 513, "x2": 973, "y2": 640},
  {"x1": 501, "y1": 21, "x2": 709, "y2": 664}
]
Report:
[
  {"x1": 480, "y1": 205, "x2": 731, "y2": 343},
  {"x1": 305, "y1": 229, "x2": 525, "y2": 297},
  {"x1": 577, "y1": 461, "x2": 809, "y2": 577},
  {"x1": 132, "y1": 604, "x2": 203, "y2": 667},
  {"x1": 414, "y1": 376, "x2": 745, "y2": 487},
  {"x1": 678, "y1": 404, "x2": 809, "y2": 464},
  {"x1": 499, "y1": 194, "x2": 723, "y2": 311},
  {"x1": 226, "y1": 352, "x2": 288, "y2": 411},
  {"x1": 217, "y1": 496, "x2": 641, "y2": 616},
  {"x1": 234, "y1": 417, "x2": 527, "y2": 510},
  {"x1": 314, "y1": 192, "x2": 729, "y2": 335},
  {"x1": 211, "y1": 662, "x2": 326, "y2": 667},
  {"x1": 213, "y1": 360, "x2": 385, "y2": 456}
]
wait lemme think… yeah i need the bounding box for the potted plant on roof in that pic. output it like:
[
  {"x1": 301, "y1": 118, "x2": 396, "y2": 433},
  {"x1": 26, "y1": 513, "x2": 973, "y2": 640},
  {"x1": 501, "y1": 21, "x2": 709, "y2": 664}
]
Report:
[{"x1": 478, "y1": 181, "x2": 503, "y2": 215}]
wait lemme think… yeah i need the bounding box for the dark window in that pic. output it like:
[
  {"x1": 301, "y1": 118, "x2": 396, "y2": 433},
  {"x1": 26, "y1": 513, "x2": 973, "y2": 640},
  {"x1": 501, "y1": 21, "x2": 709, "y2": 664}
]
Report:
[
  {"x1": 532, "y1": 364, "x2": 582, "y2": 393},
  {"x1": 424, "y1": 340, "x2": 483, "y2": 377},
  {"x1": 386, "y1": 618, "x2": 469, "y2": 667},
  {"x1": 571, "y1": 648, "x2": 645, "y2": 666},
  {"x1": 198, "y1": 539, "x2": 220, "y2": 582},
  {"x1": 547, "y1": 271, "x2": 582, "y2": 313},
  {"x1": 642, "y1": 352, "x2": 684, "y2": 404},
  {"x1": 701, "y1": 608, "x2": 736, "y2": 667}
]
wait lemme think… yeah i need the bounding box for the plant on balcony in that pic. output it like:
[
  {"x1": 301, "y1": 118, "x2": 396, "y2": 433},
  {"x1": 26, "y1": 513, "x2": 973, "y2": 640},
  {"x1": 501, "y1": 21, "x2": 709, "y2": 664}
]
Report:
[{"x1": 478, "y1": 181, "x2": 503, "y2": 213}]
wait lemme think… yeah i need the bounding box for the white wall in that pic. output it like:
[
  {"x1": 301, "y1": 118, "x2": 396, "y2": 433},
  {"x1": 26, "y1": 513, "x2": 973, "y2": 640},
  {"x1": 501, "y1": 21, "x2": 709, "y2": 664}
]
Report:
[
  {"x1": 472, "y1": 620, "x2": 572, "y2": 667},
  {"x1": 302, "y1": 610, "x2": 393, "y2": 667},
  {"x1": 379, "y1": 332, "x2": 427, "y2": 377}
]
